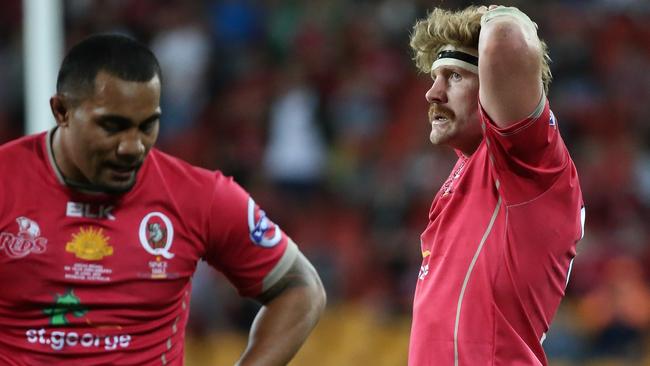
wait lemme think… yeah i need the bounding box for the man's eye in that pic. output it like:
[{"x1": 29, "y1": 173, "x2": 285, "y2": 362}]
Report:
[
  {"x1": 450, "y1": 72, "x2": 461, "y2": 81},
  {"x1": 101, "y1": 122, "x2": 122, "y2": 133},
  {"x1": 141, "y1": 120, "x2": 158, "y2": 133}
]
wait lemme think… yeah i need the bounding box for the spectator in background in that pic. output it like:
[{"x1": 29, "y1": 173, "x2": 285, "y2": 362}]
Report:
[
  {"x1": 150, "y1": 1, "x2": 211, "y2": 141},
  {"x1": 263, "y1": 63, "x2": 327, "y2": 199},
  {"x1": 407, "y1": 5, "x2": 584, "y2": 365}
]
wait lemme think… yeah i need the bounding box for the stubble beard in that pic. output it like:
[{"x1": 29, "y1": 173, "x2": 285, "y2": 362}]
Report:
[
  {"x1": 100, "y1": 168, "x2": 141, "y2": 194},
  {"x1": 101, "y1": 179, "x2": 137, "y2": 194},
  {"x1": 81, "y1": 164, "x2": 142, "y2": 194}
]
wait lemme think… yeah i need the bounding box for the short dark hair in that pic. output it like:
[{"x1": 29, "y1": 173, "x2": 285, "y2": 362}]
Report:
[{"x1": 56, "y1": 33, "x2": 162, "y2": 100}]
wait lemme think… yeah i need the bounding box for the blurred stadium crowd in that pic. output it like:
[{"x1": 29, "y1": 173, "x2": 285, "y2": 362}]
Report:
[{"x1": 1, "y1": 0, "x2": 650, "y2": 364}]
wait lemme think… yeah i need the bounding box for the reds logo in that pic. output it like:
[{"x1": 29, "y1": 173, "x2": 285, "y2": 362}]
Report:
[{"x1": 0, "y1": 217, "x2": 48, "y2": 258}]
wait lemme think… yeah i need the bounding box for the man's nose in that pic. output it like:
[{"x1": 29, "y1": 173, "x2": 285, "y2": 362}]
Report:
[
  {"x1": 117, "y1": 132, "x2": 145, "y2": 159},
  {"x1": 425, "y1": 79, "x2": 447, "y2": 104}
]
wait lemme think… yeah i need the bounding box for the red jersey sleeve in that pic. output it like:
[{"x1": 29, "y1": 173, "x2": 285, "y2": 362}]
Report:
[
  {"x1": 479, "y1": 99, "x2": 569, "y2": 204},
  {"x1": 203, "y1": 172, "x2": 297, "y2": 297}
]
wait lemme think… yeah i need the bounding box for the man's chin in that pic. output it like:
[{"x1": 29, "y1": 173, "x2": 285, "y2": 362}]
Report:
[
  {"x1": 88, "y1": 174, "x2": 137, "y2": 194},
  {"x1": 429, "y1": 131, "x2": 450, "y2": 146},
  {"x1": 102, "y1": 182, "x2": 136, "y2": 194},
  {"x1": 65, "y1": 178, "x2": 136, "y2": 194},
  {"x1": 99, "y1": 178, "x2": 137, "y2": 194},
  {"x1": 98, "y1": 168, "x2": 141, "y2": 193}
]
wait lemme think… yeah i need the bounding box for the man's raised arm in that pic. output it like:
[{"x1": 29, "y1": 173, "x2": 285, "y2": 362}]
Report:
[{"x1": 478, "y1": 5, "x2": 545, "y2": 127}]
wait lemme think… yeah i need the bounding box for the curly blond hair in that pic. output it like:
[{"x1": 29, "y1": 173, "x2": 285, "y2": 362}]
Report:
[{"x1": 409, "y1": 6, "x2": 552, "y2": 94}]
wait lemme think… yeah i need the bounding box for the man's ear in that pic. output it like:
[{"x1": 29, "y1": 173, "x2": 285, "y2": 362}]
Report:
[{"x1": 50, "y1": 94, "x2": 69, "y2": 127}]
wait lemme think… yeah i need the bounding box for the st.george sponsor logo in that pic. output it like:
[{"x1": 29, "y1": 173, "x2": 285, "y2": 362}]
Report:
[
  {"x1": 0, "y1": 217, "x2": 48, "y2": 258},
  {"x1": 25, "y1": 289, "x2": 132, "y2": 351},
  {"x1": 25, "y1": 329, "x2": 131, "y2": 351},
  {"x1": 27, "y1": 289, "x2": 132, "y2": 351}
]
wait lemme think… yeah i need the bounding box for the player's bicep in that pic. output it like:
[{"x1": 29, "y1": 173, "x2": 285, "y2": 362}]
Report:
[
  {"x1": 204, "y1": 174, "x2": 291, "y2": 297},
  {"x1": 255, "y1": 246, "x2": 320, "y2": 305},
  {"x1": 478, "y1": 17, "x2": 543, "y2": 127}
]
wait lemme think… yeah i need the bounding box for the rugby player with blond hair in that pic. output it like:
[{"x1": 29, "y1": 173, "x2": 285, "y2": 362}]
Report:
[{"x1": 408, "y1": 5, "x2": 584, "y2": 365}]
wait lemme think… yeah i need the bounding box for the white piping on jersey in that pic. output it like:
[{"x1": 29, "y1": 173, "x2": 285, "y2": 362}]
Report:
[
  {"x1": 528, "y1": 90, "x2": 546, "y2": 120},
  {"x1": 565, "y1": 206, "x2": 584, "y2": 290},
  {"x1": 546, "y1": 206, "x2": 584, "y2": 345},
  {"x1": 454, "y1": 195, "x2": 502, "y2": 366},
  {"x1": 565, "y1": 258, "x2": 575, "y2": 289},
  {"x1": 580, "y1": 206, "x2": 586, "y2": 240}
]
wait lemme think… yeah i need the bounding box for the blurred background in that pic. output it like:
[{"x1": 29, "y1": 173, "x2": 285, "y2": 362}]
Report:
[{"x1": 2, "y1": 0, "x2": 650, "y2": 364}]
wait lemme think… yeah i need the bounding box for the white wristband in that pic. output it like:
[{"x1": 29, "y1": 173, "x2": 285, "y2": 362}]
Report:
[{"x1": 480, "y1": 6, "x2": 537, "y2": 30}]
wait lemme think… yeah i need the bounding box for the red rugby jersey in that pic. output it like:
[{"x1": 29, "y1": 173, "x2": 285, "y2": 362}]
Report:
[
  {"x1": 0, "y1": 130, "x2": 297, "y2": 365},
  {"x1": 409, "y1": 100, "x2": 584, "y2": 366}
]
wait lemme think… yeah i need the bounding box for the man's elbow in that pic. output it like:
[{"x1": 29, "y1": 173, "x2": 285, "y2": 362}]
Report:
[
  {"x1": 480, "y1": 19, "x2": 541, "y2": 67},
  {"x1": 300, "y1": 270, "x2": 326, "y2": 319},
  {"x1": 312, "y1": 279, "x2": 327, "y2": 316}
]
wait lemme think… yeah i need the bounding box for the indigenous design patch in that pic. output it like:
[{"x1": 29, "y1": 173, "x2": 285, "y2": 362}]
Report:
[{"x1": 43, "y1": 289, "x2": 87, "y2": 326}]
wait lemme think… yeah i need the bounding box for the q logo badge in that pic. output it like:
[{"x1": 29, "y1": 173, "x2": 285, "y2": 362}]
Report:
[{"x1": 138, "y1": 212, "x2": 174, "y2": 259}]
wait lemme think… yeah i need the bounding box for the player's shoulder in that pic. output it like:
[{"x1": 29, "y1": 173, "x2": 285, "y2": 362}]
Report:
[
  {"x1": 0, "y1": 132, "x2": 45, "y2": 153},
  {"x1": 0, "y1": 132, "x2": 46, "y2": 169},
  {"x1": 146, "y1": 148, "x2": 237, "y2": 191}
]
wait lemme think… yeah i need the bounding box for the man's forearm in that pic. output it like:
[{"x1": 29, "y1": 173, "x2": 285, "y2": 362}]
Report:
[
  {"x1": 236, "y1": 285, "x2": 325, "y2": 366},
  {"x1": 236, "y1": 251, "x2": 326, "y2": 366}
]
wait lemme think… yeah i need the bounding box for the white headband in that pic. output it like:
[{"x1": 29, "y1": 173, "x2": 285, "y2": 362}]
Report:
[{"x1": 431, "y1": 45, "x2": 479, "y2": 74}]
